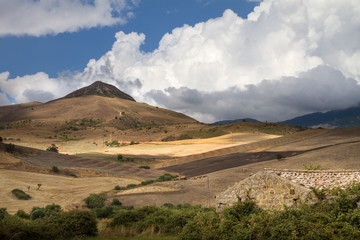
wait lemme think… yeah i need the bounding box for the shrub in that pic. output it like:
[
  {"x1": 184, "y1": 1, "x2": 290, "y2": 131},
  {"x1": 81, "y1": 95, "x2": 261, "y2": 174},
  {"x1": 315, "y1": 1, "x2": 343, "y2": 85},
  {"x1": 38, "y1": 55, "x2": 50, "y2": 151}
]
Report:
[
  {"x1": 114, "y1": 185, "x2": 121, "y2": 190},
  {"x1": 130, "y1": 141, "x2": 139, "y2": 145},
  {"x1": 85, "y1": 194, "x2": 105, "y2": 209},
  {"x1": 304, "y1": 163, "x2": 324, "y2": 170},
  {"x1": 141, "y1": 179, "x2": 155, "y2": 186},
  {"x1": 276, "y1": 153, "x2": 284, "y2": 160},
  {"x1": 46, "y1": 144, "x2": 58, "y2": 153},
  {"x1": 156, "y1": 173, "x2": 178, "y2": 182},
  {"x1": 111, "y1": 198, "x2": 122, "y2": 206},
  {"x1": 5, "y1": 143, "x2": 15, "y2": 153},
  {"x1": 139, "y1": 165, "x2": 150, "y2": 169},
  {"x1": 30, "y1": 207, "x2": 46, "y2": 220},
  {"x1": 0, "y1": 208, "x2": 8, "y2": 221},
  {"x1": 105, "y1": 140, "x2": 120, "y2": 147},
  {"x1": 11, "y1": 189, "x2": 31, "y2": 200},
  {"x1": 51, "y1": 166, "x2": 59, "y2": 173},
  {"x1": 117, "y1": 154, "x2": 123, "y2": 161},
  {"x1": 126, "y1": 184, "x2": 138, "y2": 189},
  {"x1": 50, "y1": 210, "x2": 98, "y2": 238},
  {"x1": 95, "y1": 206, "x2": 114, "y2": 219},
  {"x1": 16, "y1": 210, "x2": 30, "y2": 219}
]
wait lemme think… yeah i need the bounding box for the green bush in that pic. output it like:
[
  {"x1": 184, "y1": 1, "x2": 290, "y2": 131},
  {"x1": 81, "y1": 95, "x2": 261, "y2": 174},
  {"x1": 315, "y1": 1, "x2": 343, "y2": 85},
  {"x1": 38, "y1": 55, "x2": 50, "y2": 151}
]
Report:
[
  {"x1": 304, "y1": 163, "x2": 324, "y2": 170},
  {"x1": 105, "y1": 140, "x2": 120, "y2": 147},
  {"x1": 46, "y1": 144, "x2": 58, "y2": 153},
  {"x1": 111, "y1": 198, "x2": 122, "y2": 206},
  {"x1": 156, "y1": 173, "x2": 178, "y2": 182},
  {"x1": 139, "y1": 165, "x2": 150, "y2": 169},
  {"x1": 117, "y1": 154, "x2": 123, "y2": 161},
  {"x1": 114, "y1": 185, "x2": 121, "y2": 190},
  {"x1": 141, "y1": 179, "x2": 155, "y2": 185},
  {"x1": 5, "y1": 143, "x2": 15, "y2": 153},
  {"x1": 15, "y1": 210, "x2": 30, "y2": 219},
  {"x1": 30, "y1": 207, "x2": 46, "y2": 220},
  {"x1": 85, "y1": 194, "x2": 105, "y2": 209},
  {"x1": 94, "y1": 206, "x2": 114, "y2": 219},
  {"x1": 29, "y1": 204, "x2": 61, "y2": 220},
  {"x1": 0, "y1": 208, "x2": 8, "y2": 221},
  {"x1": 11, "y1": 189, "x2": 31, "y2": 200},
  {"x1": 51, "y1": 166, "x2": 59, "y2": 173},
  {"x1": 126, "y1": 184, "x2": 138, "y2": 189}
]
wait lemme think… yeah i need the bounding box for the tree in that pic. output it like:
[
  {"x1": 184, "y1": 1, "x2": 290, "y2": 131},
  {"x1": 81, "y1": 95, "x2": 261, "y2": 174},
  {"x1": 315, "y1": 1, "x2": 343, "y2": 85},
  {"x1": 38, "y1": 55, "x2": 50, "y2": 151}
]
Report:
[
  {"x1": 46, "y1": 144, "x2": 59, "y2": 153},
  {"x1": 85, "y1": 194, "x2": 105, "y2": 209}
]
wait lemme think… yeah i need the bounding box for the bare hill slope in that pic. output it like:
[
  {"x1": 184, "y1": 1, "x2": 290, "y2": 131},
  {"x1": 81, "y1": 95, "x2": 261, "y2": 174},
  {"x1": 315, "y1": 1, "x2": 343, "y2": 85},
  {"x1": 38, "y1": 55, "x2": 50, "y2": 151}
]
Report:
[{"x1": 0, "y1": 82, "x2": 197, "y2": 128}]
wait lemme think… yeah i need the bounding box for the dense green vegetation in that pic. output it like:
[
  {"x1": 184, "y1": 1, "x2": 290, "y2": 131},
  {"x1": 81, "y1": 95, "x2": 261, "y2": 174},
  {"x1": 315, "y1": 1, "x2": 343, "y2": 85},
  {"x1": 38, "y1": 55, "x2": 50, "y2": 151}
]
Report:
[
  {"x1": 5, "y1": 184, "x2": 360, "y2": 239},
  {"x1": 0, "y1": 205, "x2": 97, "y2": 240}
]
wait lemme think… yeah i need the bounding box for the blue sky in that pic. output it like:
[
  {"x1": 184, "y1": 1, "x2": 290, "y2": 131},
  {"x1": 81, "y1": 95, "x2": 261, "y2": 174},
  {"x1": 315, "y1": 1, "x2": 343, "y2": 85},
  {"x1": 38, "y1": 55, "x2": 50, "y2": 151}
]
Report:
[
  {"x1": 0, "y1": 0, "x2": 260, "y2": 79},
  {"x1": 1, "y1": 0, "x2": 360, "y2": 123}
]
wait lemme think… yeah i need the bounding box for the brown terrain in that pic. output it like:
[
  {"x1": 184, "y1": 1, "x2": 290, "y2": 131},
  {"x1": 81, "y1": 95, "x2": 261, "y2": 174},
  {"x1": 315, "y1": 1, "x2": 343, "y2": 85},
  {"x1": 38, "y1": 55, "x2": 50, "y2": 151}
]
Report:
[{"x1": 1, "y1": 81, "x2": 360, "y2": 213}]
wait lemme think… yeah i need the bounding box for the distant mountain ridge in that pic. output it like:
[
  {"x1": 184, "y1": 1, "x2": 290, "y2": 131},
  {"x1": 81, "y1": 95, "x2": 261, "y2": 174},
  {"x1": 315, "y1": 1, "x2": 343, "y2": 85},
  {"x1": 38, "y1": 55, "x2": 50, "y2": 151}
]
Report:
[
  {"x1": 280, "y1": 106, "x2": 360, "y2": 128},
  {"x1": 213, "y1": 105, "x2": 360, "y2": 128},
  {"x1": 63, "y1": 81, "x2": 136, "y2": 102}
]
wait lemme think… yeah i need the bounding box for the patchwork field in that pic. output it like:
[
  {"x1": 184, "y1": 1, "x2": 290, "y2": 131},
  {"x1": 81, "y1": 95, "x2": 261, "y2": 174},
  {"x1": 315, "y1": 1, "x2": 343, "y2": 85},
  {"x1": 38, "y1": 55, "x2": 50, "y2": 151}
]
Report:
[{"x1": 1, "y1": 122, "x2": 360, "y2": 212}]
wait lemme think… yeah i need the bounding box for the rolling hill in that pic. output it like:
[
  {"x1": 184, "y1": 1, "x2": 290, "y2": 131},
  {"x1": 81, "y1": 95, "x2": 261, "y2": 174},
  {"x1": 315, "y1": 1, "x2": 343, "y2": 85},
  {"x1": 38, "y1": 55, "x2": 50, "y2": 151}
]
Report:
[{"x1": 0, "y1": 81, "x2": 197, "y2": 129}]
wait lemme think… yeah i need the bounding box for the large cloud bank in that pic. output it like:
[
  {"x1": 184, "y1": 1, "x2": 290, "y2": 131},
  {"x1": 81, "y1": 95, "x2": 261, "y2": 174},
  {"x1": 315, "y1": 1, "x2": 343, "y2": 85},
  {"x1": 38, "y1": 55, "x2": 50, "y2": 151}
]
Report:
[
  {"x1": 1, "y1": 0, "x2": 360, "y2": 122},
  {"x1": 0, "y1": 0, "x2": 139, "y2": 36}
]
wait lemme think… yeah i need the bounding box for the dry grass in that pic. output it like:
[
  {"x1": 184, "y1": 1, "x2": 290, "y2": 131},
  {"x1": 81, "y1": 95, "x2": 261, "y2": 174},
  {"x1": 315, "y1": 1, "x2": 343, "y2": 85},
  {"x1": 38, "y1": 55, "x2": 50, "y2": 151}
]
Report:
[{"x1": 0, "y1": 169, "x2": 140, "y2": 214}]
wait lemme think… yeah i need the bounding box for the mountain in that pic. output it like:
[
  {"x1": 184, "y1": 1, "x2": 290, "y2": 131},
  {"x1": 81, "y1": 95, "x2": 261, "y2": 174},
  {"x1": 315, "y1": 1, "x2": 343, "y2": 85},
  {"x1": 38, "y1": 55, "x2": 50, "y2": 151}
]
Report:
[
  {"x1": 280, "y1": 106, "x2": 360, "y2": 128},
  {"x1": 0, "y1": 81, "x2": 197, "y2": 128},
  {"x1": 62, "y1": 81, "x2": 136, "y2": 101},
  {"x1": 212, "y1": 118, "x2": 259, "y2": 125}
]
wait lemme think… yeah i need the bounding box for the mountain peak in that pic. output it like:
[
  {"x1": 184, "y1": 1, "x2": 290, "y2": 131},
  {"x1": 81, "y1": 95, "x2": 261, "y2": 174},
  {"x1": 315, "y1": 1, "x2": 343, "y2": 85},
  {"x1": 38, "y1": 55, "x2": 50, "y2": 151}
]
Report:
[{"x1": 63, "y1": 81, "x2": 136, "y2": 101}]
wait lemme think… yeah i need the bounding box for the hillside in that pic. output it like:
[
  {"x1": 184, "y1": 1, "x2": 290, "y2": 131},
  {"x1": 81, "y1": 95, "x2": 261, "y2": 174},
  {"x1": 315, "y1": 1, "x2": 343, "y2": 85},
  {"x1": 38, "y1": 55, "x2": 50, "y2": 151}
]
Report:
[{"x1": 0, "y1": 81, "x2": 197, "y2": 128}]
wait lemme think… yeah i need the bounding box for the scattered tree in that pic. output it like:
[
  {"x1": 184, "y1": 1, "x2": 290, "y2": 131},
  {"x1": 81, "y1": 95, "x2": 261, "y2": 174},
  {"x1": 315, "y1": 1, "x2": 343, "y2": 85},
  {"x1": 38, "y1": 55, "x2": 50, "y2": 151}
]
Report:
[
  {"x1": 46, "y1": 144, "x2": 59, "y2": 153},
  {"x1": 52, "y1": 166, "x2": 59, "y2": 173}
]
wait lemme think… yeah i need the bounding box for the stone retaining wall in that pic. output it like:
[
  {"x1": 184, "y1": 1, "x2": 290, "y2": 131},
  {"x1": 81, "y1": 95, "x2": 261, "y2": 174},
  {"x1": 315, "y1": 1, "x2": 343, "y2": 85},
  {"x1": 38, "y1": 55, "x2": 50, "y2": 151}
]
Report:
[
  {"x1": 216, "y1": 171, "x2": 316, "y2": 212},
  {"x1": 266, "y1": 169, "x2": 360, "y2": 190},
  {"x1": 216, "y1": 169, "x2": 360, "y2": 212}
]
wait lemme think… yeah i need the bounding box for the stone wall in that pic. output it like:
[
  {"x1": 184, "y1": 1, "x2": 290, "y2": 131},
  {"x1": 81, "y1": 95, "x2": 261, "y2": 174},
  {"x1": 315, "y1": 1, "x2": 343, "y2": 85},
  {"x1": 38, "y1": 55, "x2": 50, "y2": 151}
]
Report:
[
  {"x1": 216, "y1": 169, "x2": 360, "y2": 212},
  {"x1": 266, "y1": 169, "x2": 360, "y2": 190},
  {"x1": 216, "y1": 171, "x2": 316, "y2": 212}
]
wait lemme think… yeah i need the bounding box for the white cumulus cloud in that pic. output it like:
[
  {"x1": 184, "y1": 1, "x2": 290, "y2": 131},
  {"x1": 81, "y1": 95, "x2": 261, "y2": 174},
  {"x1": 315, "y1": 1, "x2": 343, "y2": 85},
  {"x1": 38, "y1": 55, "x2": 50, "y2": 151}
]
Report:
[
  {"x1": 1, "y1": 0, "x2": 360, "y2": 122},
  {"x1": 0, "y1": 0, "x2": 139, "y2": 36}
]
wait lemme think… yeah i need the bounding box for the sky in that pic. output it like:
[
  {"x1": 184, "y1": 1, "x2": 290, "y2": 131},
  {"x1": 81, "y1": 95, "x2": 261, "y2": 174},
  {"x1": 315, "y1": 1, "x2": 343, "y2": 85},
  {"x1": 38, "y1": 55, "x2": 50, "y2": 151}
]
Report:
[{"x1": 1, "y1": 0, "x2": 360, "y2": 123}]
